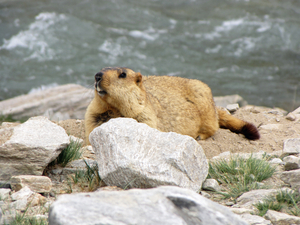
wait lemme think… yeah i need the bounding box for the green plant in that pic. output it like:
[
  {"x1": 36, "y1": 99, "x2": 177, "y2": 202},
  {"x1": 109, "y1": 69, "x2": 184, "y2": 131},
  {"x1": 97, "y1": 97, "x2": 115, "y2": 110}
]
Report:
[
  {"x1": 208, "y1": 156, "x2": 276, "y2": 199},
  {"x1": 51, "y1": 138, "x2": 82, "y2": 167},
  {"x1": 254, "y1": 189, "x2": 300, "y2": 216},
  {"x1": 255, "y1": 196, "x2": 283, "y2": 216},
  {"x1": 8, "y1": 214, "x2": 47, "y2": 225},
  {"x1": 69, "y1": 160, "x2": 101, "y2": 192},
  {"x1": 0, "y1": 114, "x2": 28, "y2": 124},
  {"x1": 4, "y1": 200, "x2": 48, "y2": 225}
]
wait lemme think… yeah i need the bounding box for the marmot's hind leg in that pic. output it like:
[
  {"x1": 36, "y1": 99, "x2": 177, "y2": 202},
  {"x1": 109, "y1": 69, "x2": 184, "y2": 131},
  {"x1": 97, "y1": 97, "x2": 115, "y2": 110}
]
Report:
[{"x1": 197, "y1": 113, "x2": 219, "y2": 140}]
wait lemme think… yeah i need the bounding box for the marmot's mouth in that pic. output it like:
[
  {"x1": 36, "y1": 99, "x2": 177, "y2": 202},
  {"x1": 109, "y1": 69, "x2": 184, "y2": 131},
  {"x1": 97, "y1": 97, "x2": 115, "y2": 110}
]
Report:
[{"x1": 95, "y1": 83, "x2": 107, "y2": 97}]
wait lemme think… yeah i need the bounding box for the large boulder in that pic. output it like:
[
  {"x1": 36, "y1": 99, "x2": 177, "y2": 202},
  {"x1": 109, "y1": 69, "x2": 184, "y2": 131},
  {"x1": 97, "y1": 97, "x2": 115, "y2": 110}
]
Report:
[
  {"x1": 0, "y1": 84, "x2": 93, "y2": 121},
  {"x1": 0, "y1": 116, "x2": 69, "y2": 181},
  {"x1": 90, "y1": 118, "x2": 208, "y2": 192},
  {"x1": 48, "y1": 186, "x2": 248, "y2": 225}
]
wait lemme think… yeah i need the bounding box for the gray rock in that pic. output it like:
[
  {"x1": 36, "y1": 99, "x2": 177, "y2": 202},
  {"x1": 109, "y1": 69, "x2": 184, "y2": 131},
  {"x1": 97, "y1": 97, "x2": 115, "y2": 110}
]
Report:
[
  {"x1": 0, "y1": 84, "x2": 93, "y2": 121},
  {"x1": 0, "y1": 116, "x2": 69, "y2": 181},
  {"x1": 90, "y1": 118, "x2": 208, "y2": 192},
  {"x1": 283, "y1": 138, "x2": 300, "y2": 155},
  {"x1": 202, "y1": 178, "x2": 221, "y2": 192},
  {"x1": 265, "y1": 209, "x2": 300, "y2": 225},
  {"x1": 283, "y1": 155, "x2": 300, "y2": 171},
  {"x1": 280, "y1": 169, "x2": 300, "y2": 189},
  {"x1": 48, "y1": 186, "x2": 248, "y2": 225}
]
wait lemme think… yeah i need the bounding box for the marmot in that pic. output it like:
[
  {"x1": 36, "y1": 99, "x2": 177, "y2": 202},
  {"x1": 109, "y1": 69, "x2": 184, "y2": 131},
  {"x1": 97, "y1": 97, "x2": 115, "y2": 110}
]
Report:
[{"x1": 85, "y1": 67, "x2": 260, "y2": 144}]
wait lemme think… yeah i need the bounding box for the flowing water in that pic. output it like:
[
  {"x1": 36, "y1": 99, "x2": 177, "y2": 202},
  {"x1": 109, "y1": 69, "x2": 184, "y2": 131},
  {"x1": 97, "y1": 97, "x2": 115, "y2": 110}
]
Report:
[{"x1": 0, "y1": 0, "x2": 300, "y2": 111}]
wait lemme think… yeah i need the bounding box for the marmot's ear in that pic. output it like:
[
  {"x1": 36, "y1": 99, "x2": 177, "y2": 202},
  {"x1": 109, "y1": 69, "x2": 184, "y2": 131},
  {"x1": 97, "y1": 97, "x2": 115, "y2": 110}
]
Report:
[{"x1": 136, "y1": 72, "x2": 143, "y2": 86}]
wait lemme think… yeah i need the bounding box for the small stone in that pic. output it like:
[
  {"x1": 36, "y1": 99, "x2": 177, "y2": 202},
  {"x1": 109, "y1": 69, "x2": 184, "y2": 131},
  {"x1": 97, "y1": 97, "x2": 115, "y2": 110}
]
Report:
[
  {"x1": 69, "y1": 135, "x2": 84, "y2": 145},
  {"x1": 202, "y1": 179, "x2": 221, "y2": 192},
  {"x1": 260, "y1": 124, "x2": 283, "y2": 130},
  {"x1": 225, "y1": 201, "x2": 235, "y2": 206},
  {"x1": 286, "y1": 112, "x2": 296, "y2": 121},
  {"x1": 283, "y1": 138, "x2": 300, "y2": 155},
  {"x1": 226, "y1": 103, "x2": 239, "y2": 112},
  {"x1": 11, "y1": 186, "x2": 33, "y2": 201},
  {"x1": 10, "y1": 187, "x2": 46, "y2": 210},
  {"x1": 283, "y1": 155, "x2": 300, "y2": 171},
  {"x1": 200, "y1": 191, "x2": 211, "y2": 198},
  {"x1": 269, "y1": 158, "x2": 284, "y2": 165}
]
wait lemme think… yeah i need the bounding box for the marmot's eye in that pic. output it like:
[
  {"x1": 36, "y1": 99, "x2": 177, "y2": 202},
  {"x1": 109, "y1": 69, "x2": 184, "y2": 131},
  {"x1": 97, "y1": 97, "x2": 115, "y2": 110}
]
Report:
[{"x1": 119, "y1": 72, "x2": 127, "y2": 78}]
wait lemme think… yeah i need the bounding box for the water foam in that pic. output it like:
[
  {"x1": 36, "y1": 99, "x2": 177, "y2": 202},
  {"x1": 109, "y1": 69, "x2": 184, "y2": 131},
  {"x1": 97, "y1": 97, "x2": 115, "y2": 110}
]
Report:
[{"x1": 0, "y1": 12, "x2": 67, "y2": 61}]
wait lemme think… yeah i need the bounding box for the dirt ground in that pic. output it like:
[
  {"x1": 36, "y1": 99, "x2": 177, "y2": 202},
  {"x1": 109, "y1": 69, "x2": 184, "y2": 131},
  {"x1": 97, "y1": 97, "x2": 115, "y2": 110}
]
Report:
[{"x1": 58, "y1": 105, "x2": 300, "y2": 159}]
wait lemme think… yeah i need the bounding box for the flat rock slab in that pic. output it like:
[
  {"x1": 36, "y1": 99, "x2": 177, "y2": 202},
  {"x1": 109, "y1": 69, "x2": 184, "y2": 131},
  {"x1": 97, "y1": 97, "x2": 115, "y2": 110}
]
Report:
[
  {"x1": 49, "y1": 186, "x2": 248, "y2": 225},
  {"x1": 0, "y1": 84, "x2": 93, "y2": 120},
  {"x1": 10, "y1": 175, "x2": 52, "y2": 193},
  {"x1": 90, "y1": 118, "x2": 208, "y2": 192},
  {"x1": 0, "y1": 116, "x2": 69, "y2": 181}
]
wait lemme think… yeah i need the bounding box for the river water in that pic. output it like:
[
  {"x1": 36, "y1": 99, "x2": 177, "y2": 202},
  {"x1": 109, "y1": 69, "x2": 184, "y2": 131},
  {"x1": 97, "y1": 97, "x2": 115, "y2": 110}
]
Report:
[{"x1": 0, "y1": 0, "x2": 299, "y2": 111}]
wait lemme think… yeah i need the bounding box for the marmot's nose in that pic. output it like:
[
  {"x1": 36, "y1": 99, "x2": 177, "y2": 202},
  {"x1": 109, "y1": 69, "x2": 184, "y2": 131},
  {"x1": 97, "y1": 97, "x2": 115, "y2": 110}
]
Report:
[{"x1": 95, "y1": 72, "x2": 103, "y2": 82}]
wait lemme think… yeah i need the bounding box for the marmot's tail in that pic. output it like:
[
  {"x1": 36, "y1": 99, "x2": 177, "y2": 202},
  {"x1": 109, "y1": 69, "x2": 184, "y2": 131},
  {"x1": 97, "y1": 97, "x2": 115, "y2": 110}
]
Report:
[{"x1": 217, "y1": 108, "x2": 260, "y2": 140}]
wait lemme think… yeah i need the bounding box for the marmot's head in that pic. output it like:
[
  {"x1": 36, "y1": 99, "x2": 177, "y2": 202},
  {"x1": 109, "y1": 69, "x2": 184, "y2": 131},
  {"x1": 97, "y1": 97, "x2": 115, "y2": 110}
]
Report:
[
  {"x1": 94, "y1": 67, "x2": 143, "y2": 97},
  {"x1": 94, "y1": 67, "x2": 145, "y2": 116}
]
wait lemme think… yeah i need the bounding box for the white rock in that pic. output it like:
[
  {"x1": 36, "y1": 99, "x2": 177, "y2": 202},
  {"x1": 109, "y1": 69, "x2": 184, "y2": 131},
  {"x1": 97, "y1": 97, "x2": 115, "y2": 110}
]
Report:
[
  {"x1": 0, "y1": 116, "x2": 70, "y2": 181},
  {"x1": 49, "y1": 186, "x2": 248, "y2": 225},
  {"x1": 11, "y1": 186, "x2": 33, "y2": 201},
  {"x1": 265, "y1": 209, "x2": 300, "y2": 225},
  {"x1": 283, "y1": 138, "x2": 300, "y2": 155},
  {"x1": 10, "y1": 186, "x2": 46, "y2": 210},
  {"x1": 0, "y1": 189, "x2": 11, "y2": 200},
  {"x1": 90, "y1": 118, "x2": 208, "y2": 192}
]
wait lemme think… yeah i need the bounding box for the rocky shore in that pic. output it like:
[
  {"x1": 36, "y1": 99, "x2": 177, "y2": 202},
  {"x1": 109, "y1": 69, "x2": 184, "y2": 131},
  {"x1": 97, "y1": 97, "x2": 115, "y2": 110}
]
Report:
[{"x1": 0, "y1": 84, "x2": 300, "y2": 225}]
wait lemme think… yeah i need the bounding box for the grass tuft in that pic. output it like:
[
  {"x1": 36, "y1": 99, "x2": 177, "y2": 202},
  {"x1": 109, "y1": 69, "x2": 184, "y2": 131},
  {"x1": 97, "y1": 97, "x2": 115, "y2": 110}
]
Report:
[
  {"x1": 8, "y1": 214, "x2": 47, "y2": 225},
  {"x1": 208, "y1": 155, "x2": 276, "y2": 199},
  {"x1": 255, "y1": 189, "x2": 300, "y2": 216},
  {"x1": 69, "y1": 159, "x2": 102, "y2": 192},
  {"x1": 50, "y1": 138, "x2": 82, "y2": 167}
]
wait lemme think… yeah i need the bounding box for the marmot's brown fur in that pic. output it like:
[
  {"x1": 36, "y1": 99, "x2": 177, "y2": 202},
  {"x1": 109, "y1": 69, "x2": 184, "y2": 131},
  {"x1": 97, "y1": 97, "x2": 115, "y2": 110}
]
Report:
[{"x1": 85, "y1": 67, "x2": 260, "y2": 144}]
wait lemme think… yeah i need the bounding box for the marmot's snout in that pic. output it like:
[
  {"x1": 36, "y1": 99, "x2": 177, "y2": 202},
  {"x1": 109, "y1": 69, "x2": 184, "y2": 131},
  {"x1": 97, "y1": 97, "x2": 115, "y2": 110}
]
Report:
[{"x1": 94, "y1": 72, "x2": 107, "y2": 97}]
